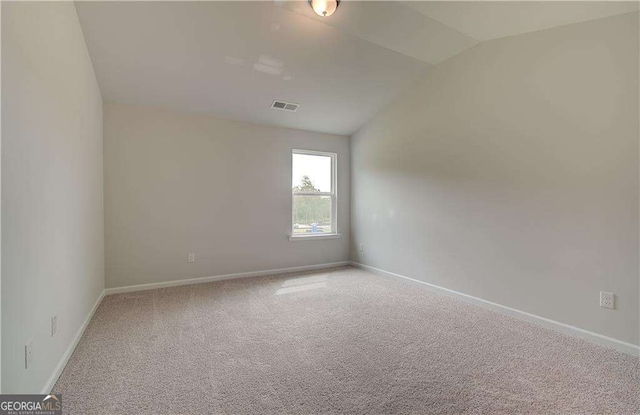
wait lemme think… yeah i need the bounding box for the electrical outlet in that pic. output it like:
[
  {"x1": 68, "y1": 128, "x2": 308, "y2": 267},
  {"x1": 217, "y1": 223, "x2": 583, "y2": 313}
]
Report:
[
  {"x1": 25, "y1": 340, "x2": 33, "y2": 369},
  {"x1": 187, "y1": 252, "x2": 195, "y2": 263},
  {"x1": 51, "y1": 315, "x2": 58, "y2": 337},
  {"x1": 359, "y1": 243, "x2": 364, "y2": 252},
  {"x1": 600, "y1": 291, "x2": 614, "y2": 309}
]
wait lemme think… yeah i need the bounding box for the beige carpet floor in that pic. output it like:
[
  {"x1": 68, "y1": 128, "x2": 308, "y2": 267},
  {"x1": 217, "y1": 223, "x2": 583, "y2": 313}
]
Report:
[{"x1": 54, "y1": 266, "x2": 639, "y2": 414}]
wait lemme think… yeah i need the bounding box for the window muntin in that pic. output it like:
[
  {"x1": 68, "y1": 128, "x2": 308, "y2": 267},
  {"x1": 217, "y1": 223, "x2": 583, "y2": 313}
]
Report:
[{"x1": 292, "y1": 150, "x2": 337, "y2": 236}]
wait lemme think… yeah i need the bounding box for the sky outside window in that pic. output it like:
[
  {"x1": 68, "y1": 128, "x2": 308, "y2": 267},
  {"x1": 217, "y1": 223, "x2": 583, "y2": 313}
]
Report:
[{"x1": 292, "y1": 154, "x2": 331, "y2": 191}]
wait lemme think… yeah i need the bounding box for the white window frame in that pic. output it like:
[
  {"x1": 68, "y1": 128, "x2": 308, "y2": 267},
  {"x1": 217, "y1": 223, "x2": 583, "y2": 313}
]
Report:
[{"x1": 289, "y1": 149, "x2": 340, "y2": 241}]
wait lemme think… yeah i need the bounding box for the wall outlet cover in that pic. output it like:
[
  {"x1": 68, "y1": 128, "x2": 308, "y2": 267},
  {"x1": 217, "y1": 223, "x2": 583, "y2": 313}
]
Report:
[
  {"x1": 51, "y1": 315, "x2": 58, "y2": 337},
  {"x1": 25, "y1": 340, "x2": 33, "y2": 369},
  {"x1": 600, "y1": 291, "x2": 614, "y2": 309},
  {"x1": 188, "y1": 252, "x2": 195, "y2": 263}
]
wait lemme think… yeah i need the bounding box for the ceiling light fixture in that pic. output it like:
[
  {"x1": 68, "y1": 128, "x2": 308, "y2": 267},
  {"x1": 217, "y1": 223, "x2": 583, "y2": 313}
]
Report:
[{"x1": 308, "y1": 0, "x2": 340, "y2": 17}]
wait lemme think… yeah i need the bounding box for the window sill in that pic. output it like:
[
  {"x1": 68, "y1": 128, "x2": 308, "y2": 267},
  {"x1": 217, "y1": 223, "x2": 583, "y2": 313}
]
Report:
[{"x1": 289, "y1": 233, "x2": 342, "y2": 241}]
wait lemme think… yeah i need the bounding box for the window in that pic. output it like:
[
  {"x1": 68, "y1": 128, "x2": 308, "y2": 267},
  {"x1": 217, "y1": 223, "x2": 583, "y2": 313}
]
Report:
[{"x1": 291, "y1": 150, "x2": 339, "y2": 239}]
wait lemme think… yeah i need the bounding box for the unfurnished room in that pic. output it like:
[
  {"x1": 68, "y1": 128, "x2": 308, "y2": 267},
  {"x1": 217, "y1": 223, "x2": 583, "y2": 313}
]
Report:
[{"x1": 1, "y1": 0, "x2": 639, "y2": 413}]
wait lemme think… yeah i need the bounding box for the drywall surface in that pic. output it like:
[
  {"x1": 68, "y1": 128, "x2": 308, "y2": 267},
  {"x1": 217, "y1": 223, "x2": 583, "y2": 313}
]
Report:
[
  {"x1": 351, "y1": 12, "x2": 639, "y2": 345},
  {"x1": 2, "y1": 2, "x2": 104, "y2": 392},
  {"x1": 104, "y1": 104, "x2": 349, "y2": 288},
  {"x1": 0, "y1": 0, "x2": 3, "y2": 394}
]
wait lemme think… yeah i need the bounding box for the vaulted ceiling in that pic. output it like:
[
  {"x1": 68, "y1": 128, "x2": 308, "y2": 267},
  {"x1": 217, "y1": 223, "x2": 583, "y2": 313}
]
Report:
[{"x1": 75, "y1": 1, "x2": 638, "y2": 135}]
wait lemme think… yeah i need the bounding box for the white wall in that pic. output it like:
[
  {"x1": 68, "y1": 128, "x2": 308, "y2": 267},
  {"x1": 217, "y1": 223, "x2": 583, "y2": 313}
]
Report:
[
  {"x1": 351, "y1": 12, "x2": 639, "y2": 345},
  {"x1": 2, "y1": 2, "x2": 104, "y2": 392},
  {"x1": 104, "y1": 104, "x2": 349, "y2": 289},
  {"x1": 0, "y1": 1, "x2": 3, "y2": 394}
]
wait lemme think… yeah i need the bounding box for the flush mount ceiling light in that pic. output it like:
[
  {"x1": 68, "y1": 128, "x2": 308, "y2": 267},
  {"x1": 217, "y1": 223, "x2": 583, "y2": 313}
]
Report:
[{"x1": 308, "y1": 0, "x2": 340, "y2": 17}]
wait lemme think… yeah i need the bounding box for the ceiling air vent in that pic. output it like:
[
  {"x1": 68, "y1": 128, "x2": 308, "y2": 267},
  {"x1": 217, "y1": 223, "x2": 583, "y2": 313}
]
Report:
[{"x1": 271, "y1": 100, "x2": 299, "y2": 112}]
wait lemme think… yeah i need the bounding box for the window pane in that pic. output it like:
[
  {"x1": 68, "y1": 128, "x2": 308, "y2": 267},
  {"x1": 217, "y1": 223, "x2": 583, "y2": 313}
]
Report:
[
  {"x1": 292, "y1": 153, "x2": 331, "y2": 193},
  {"x1": 292, "y1": 195, "x2": 332, "y2": 234}
]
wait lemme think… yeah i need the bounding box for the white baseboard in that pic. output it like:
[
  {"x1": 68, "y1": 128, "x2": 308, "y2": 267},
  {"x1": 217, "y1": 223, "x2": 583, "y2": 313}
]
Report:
[
  {"x1": 351, "y1": 261, "x2": 639, "y2": 357},
  {"x1": 105, "y1": 261, "x2": 351, "y2": 295},
  {"x1": 41, "y1": 289, "x2": 106, "y2": 394}
]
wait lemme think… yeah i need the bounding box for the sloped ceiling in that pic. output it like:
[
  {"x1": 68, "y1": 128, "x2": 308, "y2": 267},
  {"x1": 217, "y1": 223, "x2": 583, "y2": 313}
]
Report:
[
  {"x1": 404, "y1": 1, "x2": 639, "y2": 41},
  {"x1": 75, "y1": 1, "x2": 638, "y2": 135}
]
